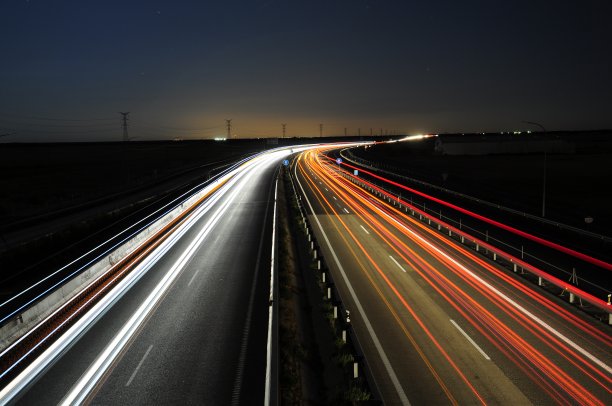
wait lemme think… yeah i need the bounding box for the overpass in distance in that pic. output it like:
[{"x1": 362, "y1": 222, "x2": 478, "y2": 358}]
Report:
[{"x1": 0, "y1": 143, "x2": 610, "y2": 405}]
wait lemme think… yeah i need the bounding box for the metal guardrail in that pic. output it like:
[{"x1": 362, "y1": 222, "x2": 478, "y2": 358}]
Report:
[
  {"x1": 340, "y1": 148, "x2": 612, "y2": 243},
  {"x1": 287, "y1": 163, "x2": 382, "y2": 403},
  {"x1": 333, "y1": 165, "x2": 612, "y2": 324},
  {"x1": 0, "y1": 153, "x2": 263, "y2": 329}
]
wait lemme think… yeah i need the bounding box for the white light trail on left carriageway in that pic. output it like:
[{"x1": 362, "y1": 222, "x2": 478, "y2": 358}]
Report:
[
  {"x1": 0, "y1": 148, "x2": 300, "y2": 405},
  {"x1": 0, "y1": 162, "x2": 237, "y2": 404}
]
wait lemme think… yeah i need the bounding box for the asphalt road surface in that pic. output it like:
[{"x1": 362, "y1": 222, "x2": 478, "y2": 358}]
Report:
[
  {"x1": 295, "y1": 148, "x2": 611, "y2": 405},
  {"x1": 9, "y1": 151, "x2": 287, "y2": 405}
]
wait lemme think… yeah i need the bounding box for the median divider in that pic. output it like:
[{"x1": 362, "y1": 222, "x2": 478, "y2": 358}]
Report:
[{"x1": 287, "y1": 164, "x2": 381, "y2": 403}]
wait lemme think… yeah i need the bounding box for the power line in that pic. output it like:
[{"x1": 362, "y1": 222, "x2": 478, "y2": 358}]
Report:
[{"x1": 0, "y1": 112, "x2": 115, "y2": 122}]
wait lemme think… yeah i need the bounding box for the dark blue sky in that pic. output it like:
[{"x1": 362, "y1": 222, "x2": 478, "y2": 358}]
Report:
[{"x1": 1, "y1": 0, "x2": 610, "y2": 141}]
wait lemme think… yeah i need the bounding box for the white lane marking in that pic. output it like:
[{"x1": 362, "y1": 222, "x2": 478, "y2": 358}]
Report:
[
  {"x1": 126, "y1": 345, "x2": 153, "y2": 386},
  {"x1": 187, "y1": 269, "x2": 200, "y2": 287},
  {"x1": 59, "y1": 156, "x2": 275, "y2": 406},
  {"x1": 343, "y1": 208, "x2": 350, "y2": 214},
  {"x1": 450, "y1": 320, "x2": 490, "y2": 361},
  {"x1": 325, "y1": 187, "x2": 329, "y2": 191},
  {"x1": 0, "y1": 164, "x2": 239, "y2": 403},
  {"x1": 360, "y1": 225, "x2": 370, "y2": 235},
  {"x1": 295, "y1": 165, "x2": 411, "y2": 406},
  {"x1": 373, "y1": 199, "x2": 612, "y2": 375},
  {"x1": 389, "y1": 256, "x2": 407, "y2": 273},
  {"x1": 264, "y1": 178, "x2": 279, "y2": 406},
  {"x1": 332, "y1": 196, "x2": 337, "y2": 200}
]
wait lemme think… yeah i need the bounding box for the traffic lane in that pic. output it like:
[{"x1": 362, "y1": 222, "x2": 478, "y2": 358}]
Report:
[
  {"x1": 301, "y1": 160, "x2": 611, "y2": 404},
  {"x1": 311, "y1": 156, "x2": 612, "y2": 366},
  {"x1": 14, "y1": 163, "x2": 276, "y2": 405},
  {"x1": 13, "y1": 182, "x2": 235, "y2": 405},
  {"x1": 311, "y1": 209, "x2": 529, "y2": 405},
  {"x1": 90, "y1": 182, "x2": 274, "y2": 405},
  {"x1": 342, "y1": 185, "x2": 612, "y2": 402}
]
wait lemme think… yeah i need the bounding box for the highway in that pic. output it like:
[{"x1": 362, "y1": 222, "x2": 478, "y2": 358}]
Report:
[
  {"x1": 2, "y1": 149, "x2": 294, "y2": 405},
  {"x1": 294, "y1": 148, "x2": 611, "y2": 405}
]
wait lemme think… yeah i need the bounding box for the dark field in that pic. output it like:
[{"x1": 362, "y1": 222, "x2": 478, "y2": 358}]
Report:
[{"x1": 0, "y1": 140, "x2": 268, "y2": 225}]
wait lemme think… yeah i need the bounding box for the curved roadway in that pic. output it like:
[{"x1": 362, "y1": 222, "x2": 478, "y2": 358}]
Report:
[
  {"x1": 295, "y1": 148, "x2": 611, "y2": 405},
  {"x1": 7, "y1": 150, "x2": 289, "y2": 405}
]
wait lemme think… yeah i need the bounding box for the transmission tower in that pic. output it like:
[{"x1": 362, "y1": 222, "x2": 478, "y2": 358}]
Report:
[
  {"x1": 282, "y1": 123, "x2": 286, "y2": 138},
  {"x1": 119, "y1": 112, "x2": 130, "y2": 142},
  {"x1": 226, "y1": 119, "x2": 233, "y2": 139},
  {"x1": 319, "y1": 123, "x2": 323, "y2": 138}
]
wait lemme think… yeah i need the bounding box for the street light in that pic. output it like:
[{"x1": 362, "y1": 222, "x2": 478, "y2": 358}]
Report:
[{"x1": 522, "y1": 121, "x2": 547, "y2": 217}]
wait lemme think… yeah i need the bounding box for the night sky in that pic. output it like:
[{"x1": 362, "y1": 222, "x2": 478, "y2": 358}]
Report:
[{"x1": 1, "y1": 0, "x2": 611, "y2": 141}]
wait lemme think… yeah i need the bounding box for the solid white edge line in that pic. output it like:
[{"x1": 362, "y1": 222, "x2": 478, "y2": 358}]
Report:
[
  {"x1": 125, "y1": 344, "x2": 153, "y2": 386},
  {"x1": 264, "y1": 177, "x2": 278, "y2": 406},
  {"x1": 449, "y1": 319, "x2": 490, "y2": 361},
  {"x1": 295, "y1": 161, "x2": 411, "y2": 406},
  {"x1": 360, "y1": 225, "x2": 370, "y2": 235},
  {"x1": 388, "y1": 256, "x2": 407, "y2": 273},
  {"x1": 372, "y1": 193, "x2": 612, "y2": 375}
]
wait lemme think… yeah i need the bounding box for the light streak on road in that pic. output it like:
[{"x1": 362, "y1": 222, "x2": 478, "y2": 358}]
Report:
[
  {"x1": 296, "y1": 148, "x2": 611, "y2": 405},
  {"x1": 0, "y1": 146, "x2": 311, "y2": 404},
  {"x1": 333, "y1": 156, "x2": 612, "y2": 272}
]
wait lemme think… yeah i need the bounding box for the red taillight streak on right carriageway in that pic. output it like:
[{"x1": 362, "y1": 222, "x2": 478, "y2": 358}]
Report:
[
  {"x1": 330, "y1": 156, "x2": 612, "y2": 272},
  {"x1": 333, "y1": 165, "x2": 611, "y2": 347},
  {"x1": 328, "y1": 159, "x2": 610, "y2": 311},
  {"x1": 312, "y1": 153, "x2": 609, "y2": 404},
  {"x1": 300, "y1": 156, "x2": 487, "y2": 405}
]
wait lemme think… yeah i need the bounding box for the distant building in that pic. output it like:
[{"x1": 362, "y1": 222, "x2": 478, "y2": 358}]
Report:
[{"x1": 434, "y1": 134, "x2": 575, "y2": 155}]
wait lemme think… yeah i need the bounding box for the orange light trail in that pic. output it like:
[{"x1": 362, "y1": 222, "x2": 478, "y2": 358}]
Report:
[{"x1": 296, "y1": 147, "x2": 611, "y2": 405}]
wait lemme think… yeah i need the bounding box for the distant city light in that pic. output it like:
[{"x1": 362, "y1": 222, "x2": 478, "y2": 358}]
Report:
[{"x1": 214, "y1": 137, "x2": 227, "y2": 141}]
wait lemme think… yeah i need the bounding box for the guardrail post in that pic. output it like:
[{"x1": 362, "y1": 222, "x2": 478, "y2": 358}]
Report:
[{"x1": 569, "y1": 292, "x2": 576, "y2": 304}]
